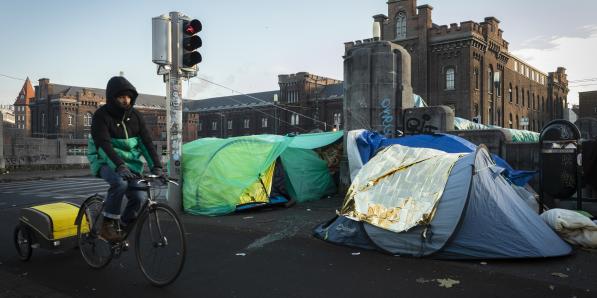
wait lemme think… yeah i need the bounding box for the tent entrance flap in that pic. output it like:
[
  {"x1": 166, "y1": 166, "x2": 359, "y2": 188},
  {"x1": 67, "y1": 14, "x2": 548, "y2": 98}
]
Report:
[{"x1": 238, "y1": 162, "x2": 276, "y2": 206}]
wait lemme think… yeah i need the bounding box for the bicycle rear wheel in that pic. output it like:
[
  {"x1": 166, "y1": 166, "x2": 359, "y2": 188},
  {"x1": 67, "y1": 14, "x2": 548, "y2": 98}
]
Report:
[
  {"x1": 77, "y1": 197, "x2": 113, "y2": 269},
  {"x1": 135, "y1": 203, "x2": 186, "y2": 287}
]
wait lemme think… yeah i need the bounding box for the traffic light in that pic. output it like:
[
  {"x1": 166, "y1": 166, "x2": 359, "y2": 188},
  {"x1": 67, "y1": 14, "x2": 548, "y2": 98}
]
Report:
[{"x1": 180, "y1": 18, "x2": 202, "y2": 70}]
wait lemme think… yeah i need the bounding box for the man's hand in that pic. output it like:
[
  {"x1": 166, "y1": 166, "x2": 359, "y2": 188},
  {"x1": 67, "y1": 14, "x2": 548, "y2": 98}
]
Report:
[
  {"x1": 116, "y1": 164, "x2": 137, "y2": 180},
  {"x1": 151, "y1": 167, "x2": 165, "y2": 178}
]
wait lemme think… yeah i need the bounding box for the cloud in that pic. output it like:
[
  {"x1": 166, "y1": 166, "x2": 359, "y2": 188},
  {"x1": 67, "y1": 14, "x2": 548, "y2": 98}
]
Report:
[{"x1": 512, "y1": 26, "x2": 597, "y2": 105}]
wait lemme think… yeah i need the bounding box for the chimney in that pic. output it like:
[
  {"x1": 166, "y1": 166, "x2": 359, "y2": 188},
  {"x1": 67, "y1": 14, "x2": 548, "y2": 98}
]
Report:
[{"x1": 38, "y1": 78, "x2": 50, "y2": 99}]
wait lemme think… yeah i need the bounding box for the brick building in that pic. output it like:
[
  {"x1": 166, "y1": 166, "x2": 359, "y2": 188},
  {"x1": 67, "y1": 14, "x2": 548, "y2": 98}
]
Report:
[
  {"x1": 188, "y1": 72, "x2": 343, "y2": 138},
  {"x1": 13, "y1": 78, "x2": 35, "y2": 134},
  {"x1": 372, "y1": 0, "x2": 569, "y2": 131},
  {"x1": 16, "y1": 78, "x2": 198, "y2": 143},
  {"x1": 579, "y1": 90, "x2": 597, "y2": 119}
]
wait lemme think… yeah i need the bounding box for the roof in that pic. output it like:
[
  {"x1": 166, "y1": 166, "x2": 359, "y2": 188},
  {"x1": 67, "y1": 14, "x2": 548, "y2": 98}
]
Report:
[
  {"x1": 319, "y1": 83, "x2": 343, "y2": 100},
  {"x1": 46, "y1": 84, "x2": 166, "y2": 108},
  {"x1": 184, "y1": 83, "x2": 344, "y2": 112},
  {"x1": 14, "y1": 78, "x2": 35, "y2": 105},
  {"x1": 184, "y1": 90, "x2": 279, "y2": 112}
]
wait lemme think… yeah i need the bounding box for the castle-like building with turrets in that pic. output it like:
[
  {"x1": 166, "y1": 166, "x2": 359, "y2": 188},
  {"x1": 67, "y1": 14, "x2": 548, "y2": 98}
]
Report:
[{"x1": 372, "y1": 0, "x2": 568, "y2": 130}]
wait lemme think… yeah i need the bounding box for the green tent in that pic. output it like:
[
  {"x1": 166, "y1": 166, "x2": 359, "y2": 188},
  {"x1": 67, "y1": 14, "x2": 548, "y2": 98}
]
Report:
[{"x1": 182, "y1": 131, "x2": 343, "y2": 216}]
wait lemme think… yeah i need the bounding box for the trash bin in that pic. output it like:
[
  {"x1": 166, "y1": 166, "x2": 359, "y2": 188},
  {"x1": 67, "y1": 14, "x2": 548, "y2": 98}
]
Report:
[{"x1": 539, "y1": 120, "x2": 582, "y2": 212}]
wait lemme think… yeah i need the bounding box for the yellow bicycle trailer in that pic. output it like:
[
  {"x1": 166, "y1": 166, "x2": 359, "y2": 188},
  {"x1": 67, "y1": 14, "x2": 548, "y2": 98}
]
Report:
[{"x1": 14, "y1": 202, "x2": 89, "y2": 261}]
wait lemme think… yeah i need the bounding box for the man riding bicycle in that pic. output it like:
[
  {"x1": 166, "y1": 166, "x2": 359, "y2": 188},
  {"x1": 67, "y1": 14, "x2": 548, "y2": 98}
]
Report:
[{"x1": 87, "y1": 76, "x2": 163, "y2": 242}]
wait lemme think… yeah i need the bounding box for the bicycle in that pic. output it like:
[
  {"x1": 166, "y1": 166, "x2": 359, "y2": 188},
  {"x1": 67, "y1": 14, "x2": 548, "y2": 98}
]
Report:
[{"x1": 74, "y1": 174, "x2": 186, "y2": 287}]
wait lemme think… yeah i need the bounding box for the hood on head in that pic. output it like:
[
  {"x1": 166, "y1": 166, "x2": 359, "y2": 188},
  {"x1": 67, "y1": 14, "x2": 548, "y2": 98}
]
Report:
[{"x1": 105, "y1": 76, "x2": 139, "y2": 117}]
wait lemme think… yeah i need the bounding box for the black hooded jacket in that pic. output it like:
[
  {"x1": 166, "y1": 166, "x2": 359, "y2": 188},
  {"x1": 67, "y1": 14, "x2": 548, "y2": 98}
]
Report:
[{"x1": 90, "y1": 76, "x2": 162, "y2": 170}]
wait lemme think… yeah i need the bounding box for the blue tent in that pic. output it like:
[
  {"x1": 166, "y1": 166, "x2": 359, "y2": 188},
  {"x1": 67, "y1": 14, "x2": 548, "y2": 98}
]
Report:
[
  {"x1": 352, "y1": 130, "x2": 535, "y2": 186},
  {"x1": 315, "y1": 146, "x2": 571, "y2": 259}
]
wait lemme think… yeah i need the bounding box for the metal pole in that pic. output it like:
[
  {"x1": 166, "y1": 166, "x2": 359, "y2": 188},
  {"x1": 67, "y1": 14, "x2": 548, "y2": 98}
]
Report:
[{"x1": 166, "y1": 11, "x2": 183, "y2": 212}]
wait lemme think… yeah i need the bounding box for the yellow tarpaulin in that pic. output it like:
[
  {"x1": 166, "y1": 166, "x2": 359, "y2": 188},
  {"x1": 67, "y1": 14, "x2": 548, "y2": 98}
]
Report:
[
  {"x1": 341, "y1": 145, "x2": 464, "y2": 233},
  {"x1": 238, "y1": 162, "x2": 276, "y2": 206},
  {"x1": 32, "y1": 202, "x2": 88, "y2": 240}
]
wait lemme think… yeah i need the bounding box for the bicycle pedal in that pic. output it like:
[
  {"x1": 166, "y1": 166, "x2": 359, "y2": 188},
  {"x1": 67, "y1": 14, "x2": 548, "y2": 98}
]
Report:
[{"x1": 122, "y1": 241, "x2": 130, "y2": 251}]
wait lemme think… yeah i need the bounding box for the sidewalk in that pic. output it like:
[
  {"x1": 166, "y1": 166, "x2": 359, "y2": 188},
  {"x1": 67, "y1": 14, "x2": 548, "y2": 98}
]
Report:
[{"x1": 0, "y1": 168, "x2": 91, "y2": 183}]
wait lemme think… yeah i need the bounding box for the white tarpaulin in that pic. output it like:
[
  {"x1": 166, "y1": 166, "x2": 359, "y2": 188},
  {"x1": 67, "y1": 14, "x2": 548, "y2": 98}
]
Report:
[{"x1": 340, "y1": 145, "x2": 464, "y2": 233}]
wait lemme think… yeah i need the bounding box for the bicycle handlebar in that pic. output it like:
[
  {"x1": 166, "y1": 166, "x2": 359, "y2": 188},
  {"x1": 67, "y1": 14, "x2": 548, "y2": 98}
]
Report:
[{"x1": 138, "y1": 175, "x2": 179, "y2": 186}]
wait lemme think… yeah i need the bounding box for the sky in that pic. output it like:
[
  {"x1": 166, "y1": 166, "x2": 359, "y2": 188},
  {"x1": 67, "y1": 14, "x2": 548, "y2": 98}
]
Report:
[{"x1": 1, "y1": 0, "x2": 596, "y2": 106}]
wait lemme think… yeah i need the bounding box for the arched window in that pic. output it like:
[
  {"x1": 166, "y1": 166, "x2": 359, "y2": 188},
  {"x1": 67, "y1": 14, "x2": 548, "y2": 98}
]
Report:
[
  {"x1": 521, "y1": 88, "x2": 525, "y2": 106},
  {"x1": 508, "y1": 83, "x2": 513, "y2": 103},
  {"x1": 395, "y1": 12, "x2": 406, "y2": 39},
  {"x1": 445, "y1": 67, "x2": 455, "y2": 90},
  {"x1": 527, "y1": 90, "x2": 530, "y2": 108},
  {"x1": 515, "y1": 86, "x2": 519, "y2": 105},
  {"x1": 509, "y1": 113, "x2": 513, "y2": 128},
  {"x1": 84, "y1": 112, "x2": 93, "y2": 126}
]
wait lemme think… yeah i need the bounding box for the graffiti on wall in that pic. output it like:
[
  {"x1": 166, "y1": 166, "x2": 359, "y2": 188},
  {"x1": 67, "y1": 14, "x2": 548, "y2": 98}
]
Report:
[
  {"x1": 4, "y1": 154, "x2": 50, "y2": 166},
  {"x1": 379, "y1": 98, "x2": 394, "y2": 137},
  {"x1": 405, "y1": 114, "x2": 439, "y2": 135}
]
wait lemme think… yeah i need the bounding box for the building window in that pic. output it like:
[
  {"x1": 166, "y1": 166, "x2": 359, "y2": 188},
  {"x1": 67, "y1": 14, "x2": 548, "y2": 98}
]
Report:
[
  {"x1": 487, "y1": 67, "x2": 493, "y2": 94},
  {"x1": 261, "y1": 117, "x2": 268, "y2": 128},
  {"x1": 68, "y1": 115, "x2": 73, "y2": 126},
  {"x1": 474, "y1": 68, "x2": 479, "y2": 90},
  {"x1": 514, "y1": 61, "x2": 518, "y2": 72},
  {"x1": 84, "y1": 112, "x2": 93, "y2": 126},
  {"x1": 489, "y1": 106, "x2": 493, "y2": 125},
  {"x1": 56, "y1": 115, "x2": 59, "y2": 127},
  {"x1": 290, "y1": 113, "x2": 299, "y2": 126},
  {"x1": 445, "y1": 67, "x2": 455, "y2": 90},
  {"x1": 333, "y1": 112, "x2": 342, "y2": 130},
  {"x1": 211, "y1": 120, "x2": 217, "y2": 131},
  {"x1": 494, "y1": 72, "x2": 501, "y2": 97},
  {"x1": 521, "y1": 88, "x2": 525, "y2": 107},
  {"x1": 243, "y1": 119, "x2": 250, "y2": 129},
  {"x1": 527, "y1": 90, "x2": 531, "y2": 109},
  {"x1": 516, "y1": 115, "x2": 519, "y2": 129},
  {"x1": 395, "y1": 12, "x2": 406, "y2": 39},
  {"x1": 198, "y1": 122, "x2": 202, "y2": 131},
  {"x1": 508, "y1": 84, "x2": 513, "y2": 103},
  {"x1": 509, "y1": 113, "x2": 513, "y2": 128},
  {"x1": 515, "y1": 86, "x2": 519, "y2": 105},
  {"x1": 227, "y1": 119, "x2": 233, "y2": 130}
]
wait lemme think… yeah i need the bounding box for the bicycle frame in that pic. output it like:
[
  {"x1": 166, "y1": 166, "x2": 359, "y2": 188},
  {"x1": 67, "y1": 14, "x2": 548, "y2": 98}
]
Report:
[{"x1": 74, "y1": 176, "x2": 179, "y2": 242}]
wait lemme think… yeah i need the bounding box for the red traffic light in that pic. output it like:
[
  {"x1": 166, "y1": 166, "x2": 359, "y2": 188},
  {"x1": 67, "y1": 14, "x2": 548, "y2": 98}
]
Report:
[{"x1": 184, "y1": 19, "x2": 202, "y2": 35}]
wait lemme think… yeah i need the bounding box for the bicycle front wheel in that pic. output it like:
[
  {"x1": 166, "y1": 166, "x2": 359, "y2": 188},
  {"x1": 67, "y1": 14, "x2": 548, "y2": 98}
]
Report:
[
  {"x1": 135, "y1": 203, "x2": 186, "y2": 287},
  {"x1": 77, "y1": 197, "x2": 113, "y2": 269}
]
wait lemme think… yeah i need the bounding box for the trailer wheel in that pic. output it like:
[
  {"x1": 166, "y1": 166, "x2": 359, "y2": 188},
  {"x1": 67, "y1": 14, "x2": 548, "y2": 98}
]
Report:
[{"x1": 14, "y1": 226, "x2": 33, "y2": 261}]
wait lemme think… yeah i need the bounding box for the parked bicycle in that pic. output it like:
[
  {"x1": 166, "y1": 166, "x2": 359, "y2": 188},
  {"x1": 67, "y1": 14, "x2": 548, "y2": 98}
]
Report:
[{"x1": 74, "y1": 174, "x2": 186, "y2": 287}]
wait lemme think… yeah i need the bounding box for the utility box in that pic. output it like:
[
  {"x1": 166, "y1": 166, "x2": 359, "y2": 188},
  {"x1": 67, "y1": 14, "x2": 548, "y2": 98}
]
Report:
[
  {"x1": 152, "y1": 14, "x2": 172, "y2": 65},
  {"x1": 403, "y1": 106, "x2": 454, "y2": 135}
]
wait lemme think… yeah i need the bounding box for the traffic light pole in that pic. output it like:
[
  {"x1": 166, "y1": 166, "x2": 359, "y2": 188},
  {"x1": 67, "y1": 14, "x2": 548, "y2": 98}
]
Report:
[{"x1": 166, "y1": 11, "x2": 183, "y2": 212}]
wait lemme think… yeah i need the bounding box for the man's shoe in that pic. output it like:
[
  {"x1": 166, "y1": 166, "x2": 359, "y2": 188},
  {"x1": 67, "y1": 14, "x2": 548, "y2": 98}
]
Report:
[{"x1": 99, "y1": 220, "x2": 122, "y2": 242}]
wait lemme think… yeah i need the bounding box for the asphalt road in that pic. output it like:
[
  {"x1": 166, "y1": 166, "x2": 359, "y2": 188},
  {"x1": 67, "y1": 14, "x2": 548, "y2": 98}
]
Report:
[{"x1": 0, "y1": 178, "x2": 596, "y2": 297}]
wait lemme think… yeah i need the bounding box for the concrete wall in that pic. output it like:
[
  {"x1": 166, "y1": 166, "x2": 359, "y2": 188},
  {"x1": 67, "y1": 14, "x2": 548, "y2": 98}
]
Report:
[
  {"x1": 343, "y1": 40, "x2": 413, "y2": 138},
  {"x1": 2, "y1": 135, "x2": 168, "y2": 170}
]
